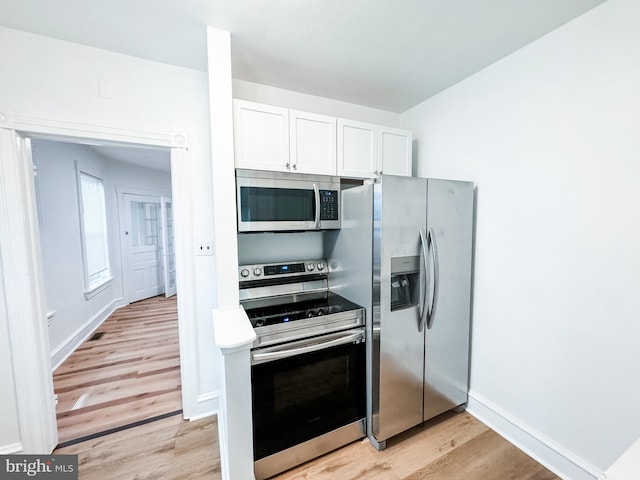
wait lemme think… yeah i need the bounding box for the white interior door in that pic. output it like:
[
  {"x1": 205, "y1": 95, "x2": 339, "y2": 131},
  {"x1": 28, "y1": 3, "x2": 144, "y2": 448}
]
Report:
[
  {"x1": 161, "y1": 196, "x2": 176, "y2": 298},
  {"x1": 123, "y1": 193, "x2": 164, "y2": 302}
]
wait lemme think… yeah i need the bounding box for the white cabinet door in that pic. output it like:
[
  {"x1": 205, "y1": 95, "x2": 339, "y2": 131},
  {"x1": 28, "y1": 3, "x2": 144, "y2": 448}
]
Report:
[
  {"x1": 337, "y1": 119, "x2": 378, "y2": 179},
  {"x1": 378, "y1": 127, "x2": 412, "y2": 176},
  {"x1": 233, "y1": 99, "x2": 289, "y2": 172},
  {"x1": 290, "y1": 110, "x2": 336, "y2": 175}
]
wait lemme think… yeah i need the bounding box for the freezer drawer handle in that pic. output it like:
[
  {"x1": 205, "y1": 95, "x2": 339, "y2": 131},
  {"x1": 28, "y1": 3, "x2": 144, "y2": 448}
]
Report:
[
  {"x1": 418, "y1": 228, "x2": 429, "y2": 332},
  {"x1": 427, "y1": 226, "x2": 440, "y2": 329}
]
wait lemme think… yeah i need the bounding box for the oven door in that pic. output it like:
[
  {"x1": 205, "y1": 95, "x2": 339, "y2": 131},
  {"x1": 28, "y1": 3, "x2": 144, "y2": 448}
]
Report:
[{"x1": 251, "y1": 329, "x2": 366, "y2": 461}]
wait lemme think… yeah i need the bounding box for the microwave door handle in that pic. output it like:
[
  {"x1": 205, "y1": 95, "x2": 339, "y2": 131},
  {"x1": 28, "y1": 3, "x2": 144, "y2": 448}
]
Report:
[
  {"x1": 313, "y1": 183, "x2": 320, "y2": 228},
  {"x1": 418, "y1": 227, "x2": 429, "y2": 332}
]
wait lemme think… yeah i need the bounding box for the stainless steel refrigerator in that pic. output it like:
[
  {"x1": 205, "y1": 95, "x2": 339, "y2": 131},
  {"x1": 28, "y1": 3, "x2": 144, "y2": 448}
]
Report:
[{"x1": 326, "y1": 175, "x2": 474, "y2": 450}]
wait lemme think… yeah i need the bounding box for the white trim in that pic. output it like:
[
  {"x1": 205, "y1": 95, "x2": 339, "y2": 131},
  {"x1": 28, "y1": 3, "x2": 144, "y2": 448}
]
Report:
[
  {"x1": 0, "y1": 116, "x2": 197, "y2": 453},
  {"x1": 76, "y1": 167, "x2": 113, "y2": 296},
  {"x1": 9, "y1": 113, "x2": 174, "y2": 148},
  {"x1": 83, "y1": 275, "x2": 114, "y2": 300},
  {"x1": 115, "y1": 185, "x2": 169, "y2": 198},
  {"x1": 196, "y1": 391, "x2": 220, "y2": 404},
  {"x1": 50, "y1": 297, "x2": 126, "y2": 371},
  {"x1": 0, "y1": 130, "x2": 58, "y2": 453},
  {"x1": 170, "y1": 146, "x2": 199, "y2": 420},
  {"x1": 0, "y1": 443, "x2": 23, "y2": 455},
  {"x1": 191, "y1": 390, "x2": 220, "y2": 420},
  {"x1": 467, "y1": 390, "x2": 602, "y2": 480},
  {"x1": 188, "y1": 395, "x2": 219, "y2": 422},
  {"x1": 170, "y1": 132, "x2": 189, "y2": 149}
]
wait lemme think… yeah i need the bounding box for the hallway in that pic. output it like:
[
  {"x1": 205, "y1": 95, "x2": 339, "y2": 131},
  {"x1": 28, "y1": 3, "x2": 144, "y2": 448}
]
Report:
[{"x1": 53, "y1": 295, "x2": 181, "y2": 445}]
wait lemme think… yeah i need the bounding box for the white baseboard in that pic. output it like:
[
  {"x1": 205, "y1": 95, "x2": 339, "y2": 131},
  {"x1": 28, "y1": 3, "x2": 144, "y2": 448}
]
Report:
[
  {"x1": 50, "y1": 297, "x2": 127, "y2": 371},
  {"x1": 467, "y1": 390, "x2": 602, "y2": 480},
  {"x1": 0, "y1": 442, "x2": 23, "y2": 454},
  {"x1": 184, "y1": 391, "x2": 220, "y2": 421}
]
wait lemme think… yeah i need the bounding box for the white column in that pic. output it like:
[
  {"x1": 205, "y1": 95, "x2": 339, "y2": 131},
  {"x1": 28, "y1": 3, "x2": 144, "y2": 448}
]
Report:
[
  {"x1": 213, "y1": 308, "x2": 256, "y2": 480},
  {"x1": 207, "y1": 27, "x2": 255, "y2": 479},
  {"x1": 207, "y1": 26, "x2": 240, "y2": 310}
]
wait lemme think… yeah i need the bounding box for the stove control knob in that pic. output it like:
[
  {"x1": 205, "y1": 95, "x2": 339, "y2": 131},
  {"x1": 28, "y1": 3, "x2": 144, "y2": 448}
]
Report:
[
  {"x1": 240, "y1": 268, "x2": 250, "y2": 278},
  {"x1": 253, "y1": 268, "x2": 262, "y2": 276},
  {"x1": 306, "y1": 264, "x2": 315, "y2": 271},
  {"x1": 316, "y1": 263, "x2": 325, "y2": 271}
]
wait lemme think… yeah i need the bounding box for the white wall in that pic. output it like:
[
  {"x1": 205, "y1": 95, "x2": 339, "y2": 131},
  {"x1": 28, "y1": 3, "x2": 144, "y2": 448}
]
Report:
[
  {"x1": 233, "y1": 79, "x2": 400, "y2": 126},
  {"x1": 32, "y1": 139, "x2": 171, "y2": 367},
  {"x1": 400, "y1": 0, "x2": 640, "y2": 474},
  {"x1": 0, "y1": 23, "x2": 218, "y2": 444}
]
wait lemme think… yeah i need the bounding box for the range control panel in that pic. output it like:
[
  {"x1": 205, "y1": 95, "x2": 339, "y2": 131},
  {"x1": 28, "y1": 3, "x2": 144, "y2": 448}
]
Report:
[{"x1": 239, "y1": 259, "x2": 327, "y2": 283}]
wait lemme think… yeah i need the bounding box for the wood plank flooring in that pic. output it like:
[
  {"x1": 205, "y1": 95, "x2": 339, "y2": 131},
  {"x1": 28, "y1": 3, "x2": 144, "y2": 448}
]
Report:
[
  {"x1": 53, "y1": 295, "x2": 182, "y2": 445},
  {"x1": 54, "y1": 411, "x2": 560, "y2": 479},
  {"x1": 273, "y1": 411, "x2": 560, "y2": 480},
  {"x1": 55, "y1": 412, "x2": 220, "y2": 480}
]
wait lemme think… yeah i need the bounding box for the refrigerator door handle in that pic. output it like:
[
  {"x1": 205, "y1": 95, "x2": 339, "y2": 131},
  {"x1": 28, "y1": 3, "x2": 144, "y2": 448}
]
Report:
[
  {"x1": 418, "y1": 227, "x2": 429, "y2": 332},
  {"x1": 427, "y1": 226, "x2": 440, "y2": 329},
  {"x1": 313, "y1": 183, "x2": 321, "y2": 228}
]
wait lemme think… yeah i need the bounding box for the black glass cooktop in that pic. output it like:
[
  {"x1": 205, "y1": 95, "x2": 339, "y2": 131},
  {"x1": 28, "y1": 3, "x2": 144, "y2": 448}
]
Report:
[{"x1": 244, "y1": 292, "x2": 362, "y2": 328}]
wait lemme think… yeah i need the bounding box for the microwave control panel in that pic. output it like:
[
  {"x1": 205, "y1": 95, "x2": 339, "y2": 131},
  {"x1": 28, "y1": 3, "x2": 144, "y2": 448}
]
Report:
[{"x1": 319, "y1": 190, "x2": 338, "y2": 220}]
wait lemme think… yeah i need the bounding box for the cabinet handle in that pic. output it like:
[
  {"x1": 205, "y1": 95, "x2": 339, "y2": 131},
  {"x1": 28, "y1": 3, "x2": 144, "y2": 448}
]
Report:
[
  {"x1": 292, "y1": 164, "x2": 297, "y2": 170},
  {"x1": 285, "y1": 162, "x2": 290, "y2": 170}
]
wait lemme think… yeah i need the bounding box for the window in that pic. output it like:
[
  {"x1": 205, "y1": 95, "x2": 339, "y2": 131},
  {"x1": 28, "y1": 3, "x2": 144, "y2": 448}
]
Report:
[{"x1": 78, "y1": 171, "x2": 112, "y2": 298}]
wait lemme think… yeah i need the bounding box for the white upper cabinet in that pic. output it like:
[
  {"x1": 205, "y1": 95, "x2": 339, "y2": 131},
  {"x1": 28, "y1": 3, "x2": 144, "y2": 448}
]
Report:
[
  {"x1": 338, "y1": 121, "x2": 412, "y2": 179},
  {"x1": 336, "y1": 119, "x2": 378, "y2": 179},
  {"x1": 289, "y1": 110, "x2": 337, "y2": 175},
  {"x1": 233, "y1": 100, "x2": 290, "y2": 172},
  {"x1": 233, "y1": 99, "x2": 412, "y2": 179},
  {"x1": 378, "y1": 127, "x2": 413, "y2": 176}
]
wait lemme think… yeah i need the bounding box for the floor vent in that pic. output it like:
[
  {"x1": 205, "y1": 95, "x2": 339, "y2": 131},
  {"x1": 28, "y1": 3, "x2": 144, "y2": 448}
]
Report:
[{"x1": 89, "y1": 332, "x2": 105, "y2": 341}]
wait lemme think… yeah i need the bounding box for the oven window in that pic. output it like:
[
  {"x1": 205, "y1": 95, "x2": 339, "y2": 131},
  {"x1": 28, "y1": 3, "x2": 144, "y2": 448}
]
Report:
[
  {"x1": 251, "y1": 341, "x2": 365, "y2": 460},
  {"x1": 240, "y1": 186, "x2": 315, "y2": 222}
]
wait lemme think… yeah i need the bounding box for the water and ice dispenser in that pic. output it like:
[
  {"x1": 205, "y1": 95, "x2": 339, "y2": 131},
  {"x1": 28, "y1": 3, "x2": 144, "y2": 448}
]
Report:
[{"x1": 390, "y1": 256, "x2": 421, "y2": 311}]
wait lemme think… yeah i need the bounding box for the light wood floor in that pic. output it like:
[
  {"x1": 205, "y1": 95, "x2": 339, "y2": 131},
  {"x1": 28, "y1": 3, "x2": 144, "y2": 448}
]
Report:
[
  {"x1": 55, "y1": 411, "x2": 220, "y2": 480},
  {"x1": 53, "y1": 295, "x2": 182, "y2": 445},
  {"x1": 55, "y1": 411, "x2": 560, "y2": 479},
  {"x1": 274, "y1": 411, "x2": 560, "y2": 480}
]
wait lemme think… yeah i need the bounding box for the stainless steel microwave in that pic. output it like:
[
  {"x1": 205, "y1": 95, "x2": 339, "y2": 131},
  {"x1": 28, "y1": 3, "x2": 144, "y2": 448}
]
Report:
[{"x1": 236, "y1": 169, "x2": 341, "y2": 232}]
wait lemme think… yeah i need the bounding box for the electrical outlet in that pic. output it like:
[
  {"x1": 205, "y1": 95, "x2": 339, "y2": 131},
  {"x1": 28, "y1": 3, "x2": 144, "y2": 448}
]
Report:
[{"x1": 196, "y1": 241, "x2": 214, "y2": 256}]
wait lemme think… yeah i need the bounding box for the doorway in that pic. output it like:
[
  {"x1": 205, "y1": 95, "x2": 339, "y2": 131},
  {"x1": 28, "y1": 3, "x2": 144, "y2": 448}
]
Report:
[{"x1": 29, "y1": 135, "x2": 183, "y2": 445}]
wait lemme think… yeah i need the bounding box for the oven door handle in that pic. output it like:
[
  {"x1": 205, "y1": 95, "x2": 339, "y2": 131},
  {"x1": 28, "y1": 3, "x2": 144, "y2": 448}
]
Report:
[{"x1": 252, "y1": 330, "x2": 364, "y2": 365}]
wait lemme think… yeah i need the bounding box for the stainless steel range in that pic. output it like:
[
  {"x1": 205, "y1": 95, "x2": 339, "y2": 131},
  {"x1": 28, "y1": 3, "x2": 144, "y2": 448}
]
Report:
[{"x1": 240, "y1": 259, "x2": 366, "y2": 480}]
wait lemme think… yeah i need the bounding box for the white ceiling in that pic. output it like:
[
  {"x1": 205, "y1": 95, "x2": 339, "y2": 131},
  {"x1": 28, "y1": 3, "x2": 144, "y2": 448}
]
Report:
[
  {"x1": 0, "y1": 0, "x2": 605, "y2": 112},
  {"x1": 87, "y1": 144, "x2": 171, "y2": 173}
]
